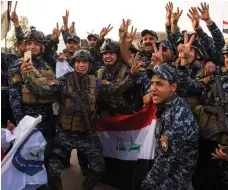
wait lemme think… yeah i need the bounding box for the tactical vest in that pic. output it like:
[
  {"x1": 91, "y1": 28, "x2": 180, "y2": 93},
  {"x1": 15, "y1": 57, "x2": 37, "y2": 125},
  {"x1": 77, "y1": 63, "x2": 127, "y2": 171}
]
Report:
[
  {"x1": 185, "y1": 67, "x2": 206, "y2": 112},
  {"x1": 22, "y1": 61, "x2": 57, "y2": 104},
  {"x1": 194, "y1": 72, "x2": 228, "y2": 145},
  {"x1": 97, "y1": 64, "x2": 129, "y2": 111},
  {"x1": 61, "y1": 75, "x2": 96, "y2": 132}
]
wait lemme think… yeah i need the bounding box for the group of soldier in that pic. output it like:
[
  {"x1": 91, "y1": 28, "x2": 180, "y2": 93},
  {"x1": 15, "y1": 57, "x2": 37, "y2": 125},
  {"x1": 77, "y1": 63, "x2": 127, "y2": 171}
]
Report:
[{"x1": 1, "y1": 1, "x2": 228, "y2": 190}]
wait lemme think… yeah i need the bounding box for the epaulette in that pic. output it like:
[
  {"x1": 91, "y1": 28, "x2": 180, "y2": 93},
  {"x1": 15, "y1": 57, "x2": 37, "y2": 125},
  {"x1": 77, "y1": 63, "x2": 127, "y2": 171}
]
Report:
[{"x1": 199, "y1": 76, "x2": 211, "y2": 84}]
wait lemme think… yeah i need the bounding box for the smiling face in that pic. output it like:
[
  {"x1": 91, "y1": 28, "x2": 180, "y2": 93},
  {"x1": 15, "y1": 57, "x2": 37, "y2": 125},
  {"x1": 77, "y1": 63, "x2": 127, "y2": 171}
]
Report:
[
  {"x1": 150, "y1": 75, "x2": 177, "y2": 105},
  {"x1": 25, "y1": 40, "x2": 41, "y2": 55},
  {"x1": 103, "y1": 52, "x2": 118, "y2": 65},
  {"x1": 142, "y1": 33, "x2": 157, "y2": 53},
  {"x1": 74, "y1": 60, "x2": 90, "y2": 75}
]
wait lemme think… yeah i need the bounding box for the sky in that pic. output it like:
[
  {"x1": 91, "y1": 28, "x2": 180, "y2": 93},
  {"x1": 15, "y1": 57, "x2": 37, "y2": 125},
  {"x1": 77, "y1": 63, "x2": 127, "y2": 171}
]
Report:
[{"x1": 2, "y1": 0, "x2": 228, "y2": 50}]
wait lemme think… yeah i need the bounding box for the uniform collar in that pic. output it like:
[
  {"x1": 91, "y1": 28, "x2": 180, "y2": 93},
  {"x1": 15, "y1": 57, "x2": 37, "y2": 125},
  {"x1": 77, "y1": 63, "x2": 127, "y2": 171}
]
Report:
[{"x1": 156, "y1": 93, "x2": 178, "y2": 117}]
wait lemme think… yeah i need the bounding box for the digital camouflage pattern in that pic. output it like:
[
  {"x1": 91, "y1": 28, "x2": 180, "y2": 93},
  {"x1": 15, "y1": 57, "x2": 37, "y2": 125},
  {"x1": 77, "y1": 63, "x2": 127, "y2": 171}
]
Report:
[{"x1": 141, "y1": 94, "x2": 199, "y2": 190}]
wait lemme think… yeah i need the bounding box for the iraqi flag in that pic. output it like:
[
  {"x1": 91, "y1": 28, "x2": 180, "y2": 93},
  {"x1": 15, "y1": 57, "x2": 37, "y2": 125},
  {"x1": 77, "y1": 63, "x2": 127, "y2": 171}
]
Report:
[
  {"x1": 96, "y1": 102, "x2": 157, "y2": 190},
  {"x1": 223, "y1": 20, "x2": 228, "y2": 34},
  {"x1": 1, "y1": 1, "x2": 12, "y2": 40}
]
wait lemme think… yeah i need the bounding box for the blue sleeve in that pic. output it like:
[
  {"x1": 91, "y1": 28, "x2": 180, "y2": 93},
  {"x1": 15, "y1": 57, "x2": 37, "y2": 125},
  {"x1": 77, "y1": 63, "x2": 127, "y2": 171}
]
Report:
[{"x1": 8, "y1": 62, "x2": 24, "y2": 124}]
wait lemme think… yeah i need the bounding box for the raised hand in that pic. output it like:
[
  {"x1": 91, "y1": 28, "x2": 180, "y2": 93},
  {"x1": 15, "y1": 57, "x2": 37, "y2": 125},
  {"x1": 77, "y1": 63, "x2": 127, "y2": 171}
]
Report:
[
  {"x1": 165, "y1": 1, "x2": 173, "y2": 25},
  {"x1": 187, "y1": 7, "x2": 200, "y2": 30},
  {"x1": 100, "y1": 24, "x2": 113, "y2": 40},
  {"x1": 62, "y1": 10, "x2": 69, "y2": 30},
  {"x1": 52, "y1": 23, "x2": 62, "y2": 41},
  {"x1": 10, "y1": 11, "x2": 19, "y2": 26},
  {"x1": 151, "y1": 44, "x2": 164, "y2": 66},
  {"x1": 178, "y1": 32, "x2": 195, "y2": 65},
  {"x1": 119, "y1": 19, "x2": 131, "y2": 41},
  {"x1": 171, "y1": 7, "x2": 183, "y2": 25},
  {"x1": 126, "y1": 26, "x2": 137, "y2": 44},
  {"x1": 197, "y1": 2, "x2": 210, "y2": 21},
  {"x1": 130, "y1": 55, "x2": 143, "y2": 75}
]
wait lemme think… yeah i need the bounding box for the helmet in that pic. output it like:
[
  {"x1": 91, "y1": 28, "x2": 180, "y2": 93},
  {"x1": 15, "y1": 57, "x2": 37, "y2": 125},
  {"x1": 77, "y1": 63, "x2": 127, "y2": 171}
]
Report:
[
  {"x1": 147, "y1": 63, "x2": 178, "y2": 83},
  {"x1": 71, "y1": 49, "x2": 92, "y2": 63},
  {"x1": 87, "y1": 33, "x2": 99, "y2": 40},
  {"x1": 222, "y1": 43, "x2": 228, "y2": 54},
  {"x1": 24, "y1": 26, "x2": 45, "y2": 44},
  {"x1": 100, "y1": 38, "x2": 120, "y2": 54}
]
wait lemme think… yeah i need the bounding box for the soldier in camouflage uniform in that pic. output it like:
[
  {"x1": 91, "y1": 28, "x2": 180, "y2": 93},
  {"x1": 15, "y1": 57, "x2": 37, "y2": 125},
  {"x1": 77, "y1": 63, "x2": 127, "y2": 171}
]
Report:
[
  {"x1": 141, "y1": 64, "x2": 199, "y2": 190},
  {"x1": 86, "y1": 33, "x2": 103, "y2": 75},
  {"x1": 192, "y1": 43, "x2": 228, "y2": 190},
  {"x1": 22, "y1": 49, "x2": 137, "y2": 190},
  {"x1": 1, "y1": 53, "x2": 18, "y2": 127},
  {"x1": 8, "y1": 26, "x2": 56, "y2": 138},
  {"x1": 97, "y1": 38, "x2": 151, "y2": 115}
]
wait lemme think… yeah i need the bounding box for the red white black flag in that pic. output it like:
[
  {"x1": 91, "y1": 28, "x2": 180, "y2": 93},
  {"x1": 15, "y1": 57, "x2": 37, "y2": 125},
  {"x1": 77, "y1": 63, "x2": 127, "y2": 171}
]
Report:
[{"x1": 223, "y1": 20, "x2": 228, "y2": 34}]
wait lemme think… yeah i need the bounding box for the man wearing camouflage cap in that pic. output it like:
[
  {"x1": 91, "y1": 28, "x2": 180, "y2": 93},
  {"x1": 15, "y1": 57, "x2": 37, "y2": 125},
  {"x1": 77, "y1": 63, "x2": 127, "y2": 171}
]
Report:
[
  {"x1": 138, "y1": 29, "x2": 158, "y2": 68},
  {"x1": 141, "y1": 64, "x2": 199, "y2": 189}
]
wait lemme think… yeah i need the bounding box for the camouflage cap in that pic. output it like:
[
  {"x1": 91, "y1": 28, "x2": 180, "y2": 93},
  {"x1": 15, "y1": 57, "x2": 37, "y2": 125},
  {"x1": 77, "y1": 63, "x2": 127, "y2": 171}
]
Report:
[
  {"x1": 141, "y1": 29, "x2": 158, "y2": 40},
  {"x1": 67, "y1": 35, "x2": 80, "y2": 43},
  {"x1": 147, "y1": 64, "x2": 178, "y2": 83},
  {"x1": 87, "y1": 33, "x2": 99, "y2": 40},
  {"x1": 156, "y1": 40, "x2": 173, "y2": 51}
]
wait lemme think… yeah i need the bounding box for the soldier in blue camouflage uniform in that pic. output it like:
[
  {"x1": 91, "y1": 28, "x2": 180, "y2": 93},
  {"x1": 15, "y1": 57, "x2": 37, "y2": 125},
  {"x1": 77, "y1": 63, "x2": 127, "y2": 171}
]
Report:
[
  {"x1": 8, "y1": 26, "x2": 56, "y2": 138},
  {"x1": 140, "y1": 64, "x2": 199, "y2": 190},
  {"x1": 1, "y1": 53, "x2": 18, "y2": 127},
  {"x1": 22, "y1": 49, "x2": 138, "y2": 190},
  {"x1": 191, "y1": 43, "x2": 228, "y2": 190}
]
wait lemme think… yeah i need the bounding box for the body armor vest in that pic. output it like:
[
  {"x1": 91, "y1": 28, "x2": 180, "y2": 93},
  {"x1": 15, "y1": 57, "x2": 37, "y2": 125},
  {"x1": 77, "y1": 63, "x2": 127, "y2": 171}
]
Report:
[
  {"x1": 195, "y1": 71, "x2": 228, "y2": 145},
  {"x1": 61, "y1": 75, "x2": 96, "y2": 132},
  {"x1": 97, "y1": 64, "x2": 129, "y2": 110},
  {"x1": 22, "y1": 62, "x2": 57, "y2": 104}
]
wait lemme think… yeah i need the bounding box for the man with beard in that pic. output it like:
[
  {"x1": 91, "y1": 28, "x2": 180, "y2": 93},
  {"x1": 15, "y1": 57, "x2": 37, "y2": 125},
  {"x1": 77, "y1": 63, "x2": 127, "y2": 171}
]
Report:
[
  {"x1": 21, "y1": 49, "x2": 135, "y2": 190},
  {"x1": 138, "y1": 29, "x2": 158, "y2": 68}
]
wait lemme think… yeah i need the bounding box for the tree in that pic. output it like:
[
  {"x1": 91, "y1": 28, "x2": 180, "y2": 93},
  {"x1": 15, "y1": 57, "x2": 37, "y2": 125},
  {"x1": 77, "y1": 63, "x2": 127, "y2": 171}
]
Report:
[{"x1": 6, "y1": 16, "x2": 29, "y2": 50}]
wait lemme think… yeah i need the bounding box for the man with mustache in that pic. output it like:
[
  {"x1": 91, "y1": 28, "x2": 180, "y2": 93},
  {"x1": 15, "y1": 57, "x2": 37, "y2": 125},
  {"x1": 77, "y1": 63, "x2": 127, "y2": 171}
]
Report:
[
  {"x1": 141, "y1": 63, "x2": 199, "y2": 190},
  {"x1": 138, "y1": 29, "x2": 158, "y2": 68}
]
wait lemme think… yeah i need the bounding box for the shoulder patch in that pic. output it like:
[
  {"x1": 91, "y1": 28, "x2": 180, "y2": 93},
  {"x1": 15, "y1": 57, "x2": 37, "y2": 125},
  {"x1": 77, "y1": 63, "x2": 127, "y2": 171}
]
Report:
[
  {"x1": 199, "y1": 76, "x2": 211, "y2": 84},
  {"x1": 160, "y1": 135, "x2": 168, "y2": 152},
  {"x1": 11, "y1": 74, "x2": 22, "y2": 84}
]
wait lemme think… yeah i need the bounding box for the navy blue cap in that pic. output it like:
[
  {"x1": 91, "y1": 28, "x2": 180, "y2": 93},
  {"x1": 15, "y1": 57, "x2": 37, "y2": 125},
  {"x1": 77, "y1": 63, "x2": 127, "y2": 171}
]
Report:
[
  {"x1": 147, "y1": 64, "x2": 178, "y2": 83},
  {"x1": 141, "y1": 29, "x2": 158, "y2": 40},
  {"x1": 67, "y1": 35, "x2": 80, "y2": 43}
]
